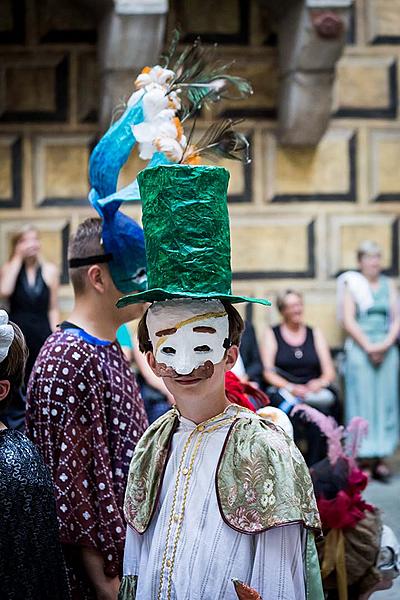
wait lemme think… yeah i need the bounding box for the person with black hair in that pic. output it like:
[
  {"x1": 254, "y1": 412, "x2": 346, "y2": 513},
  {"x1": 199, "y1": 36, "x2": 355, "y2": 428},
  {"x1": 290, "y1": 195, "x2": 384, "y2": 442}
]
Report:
[{"x1": 0, "y1": 310, "x2": 70, "y2": 600}]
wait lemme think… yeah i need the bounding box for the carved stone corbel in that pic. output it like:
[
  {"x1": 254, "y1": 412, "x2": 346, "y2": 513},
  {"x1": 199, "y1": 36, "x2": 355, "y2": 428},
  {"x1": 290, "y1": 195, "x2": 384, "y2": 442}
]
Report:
[{"x1": 276, "y1": 0, "x2": 353, "y2": 145}]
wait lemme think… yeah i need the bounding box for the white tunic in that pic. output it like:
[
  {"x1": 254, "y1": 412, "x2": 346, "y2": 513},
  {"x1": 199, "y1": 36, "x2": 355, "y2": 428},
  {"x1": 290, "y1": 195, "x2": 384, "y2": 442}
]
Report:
[{"x1": 123, "y1": 406, "x2": 307, "y2": 600}]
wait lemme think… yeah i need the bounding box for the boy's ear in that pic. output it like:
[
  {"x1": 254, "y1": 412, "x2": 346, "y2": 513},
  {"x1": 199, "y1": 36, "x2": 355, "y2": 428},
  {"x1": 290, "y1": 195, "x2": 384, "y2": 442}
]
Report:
[
  {"x1": 87, "y1": 264, "x2": 106, "y2": 293},
  {"x1": 224, "y1": 345, "x2": 239, "y2": 372},
  {"x1": 0, "y1": 380, "x2": 11, "y2": 402},
  {"x1": 146, "y1": 351, "x2": 158, "y2": 374}
]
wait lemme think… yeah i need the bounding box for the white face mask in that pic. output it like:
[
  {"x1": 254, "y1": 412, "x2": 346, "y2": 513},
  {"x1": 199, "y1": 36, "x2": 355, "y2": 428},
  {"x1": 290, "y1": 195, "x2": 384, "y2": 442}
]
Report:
[{"x1": 146, "y1": 299, "x2": 229, "y2": 376}]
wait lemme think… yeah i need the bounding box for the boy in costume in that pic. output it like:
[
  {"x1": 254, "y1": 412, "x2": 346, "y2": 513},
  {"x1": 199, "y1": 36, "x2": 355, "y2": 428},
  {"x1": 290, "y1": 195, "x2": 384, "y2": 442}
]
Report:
[{"x1": 118, "y1": 164, "x2": 324, "y2": 599}]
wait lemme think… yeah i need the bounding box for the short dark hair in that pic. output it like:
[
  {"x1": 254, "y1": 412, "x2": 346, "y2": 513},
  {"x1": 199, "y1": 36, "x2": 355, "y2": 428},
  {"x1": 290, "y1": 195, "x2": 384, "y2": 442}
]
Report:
[
  {"x1": 68, "y1": 218, "x2": 103, "y2": 295},
  {"x1": 137, "y1": 300, "x2": 244, "y2": 353},
  {"x1": 0, "y1": 322, "x2": 28, "y2": 414}
]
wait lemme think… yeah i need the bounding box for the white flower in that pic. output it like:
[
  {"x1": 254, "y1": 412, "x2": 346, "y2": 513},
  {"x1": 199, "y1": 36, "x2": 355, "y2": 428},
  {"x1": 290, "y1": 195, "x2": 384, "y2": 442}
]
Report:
[
  {"x1": 167, "y1": 91, "x2": 181, "y2": 111},
  {"x1": 263, "y1": 479, "x2": 274, "y2": 494},
  {"x1": 127, "y1": 88, "x2": 145, "y2": 108},
  {"x1": 155, "y1": 137, "x2": 184, "y2": 162},
  {"x1": 142, "y1": 87, "x2": 170, "y2": 120},
  {"x1": 135, "y1": 65, "x2": 174, "y2": 89}
]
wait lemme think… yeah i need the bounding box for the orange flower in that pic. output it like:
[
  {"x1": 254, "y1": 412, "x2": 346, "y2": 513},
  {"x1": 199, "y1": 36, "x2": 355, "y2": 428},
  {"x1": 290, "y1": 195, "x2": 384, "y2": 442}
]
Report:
[
  {"x1": 173, "y1": 117, "x2": 184, "y2": 141},
  {"x1": 183, "y1": 145, "x2": 201, "y2": 165},
  {"x1": 186, "y1": 154, "x2": 201, "y2": 165}
]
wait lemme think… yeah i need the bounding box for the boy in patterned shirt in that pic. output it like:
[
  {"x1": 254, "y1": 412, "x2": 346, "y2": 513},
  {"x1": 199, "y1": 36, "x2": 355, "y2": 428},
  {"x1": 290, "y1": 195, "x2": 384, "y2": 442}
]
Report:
[{"x1": 26, "y1": 217, "x2": 148, "y2": 600}]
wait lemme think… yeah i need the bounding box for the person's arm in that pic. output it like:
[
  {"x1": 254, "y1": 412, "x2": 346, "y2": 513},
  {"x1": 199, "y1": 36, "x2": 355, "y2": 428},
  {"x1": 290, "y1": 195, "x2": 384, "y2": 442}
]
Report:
[
  {"x1": 260, "y1": 327, "x2": 308, "y2": 397},
  {"x1": 46, "y1": 264, "x2": 60, "y2": 332},
  {"x1": 343, "y1": 286, "x2": 373, "y2": 352},
  {"x1": 119, "y1": 525, "x2": 140, "y2": 599},
  {"x1": 343, "y1": 285, "x2": 391, "y2": 365},
  {"x1": 39, "y1": 352, "x2": 125, "y2": 588},
  {"x1": 132, "y1": 344, "x2": 174, "y2": 404},
  {"x1": 380, "y1": 279, "x2": 400, "y2": 349},
  {"x1": 81, "y1": 547, "x2": 120, "y2": 600},
  {"x1": 0, "y1": 257, "x2": 23, "y2": 297},
  {"x1": 307, "y1": 327, "x2": 336, "y2": 393},
  {"x1": 250, "y1": 524, "x2": 319, "y2": 599}
]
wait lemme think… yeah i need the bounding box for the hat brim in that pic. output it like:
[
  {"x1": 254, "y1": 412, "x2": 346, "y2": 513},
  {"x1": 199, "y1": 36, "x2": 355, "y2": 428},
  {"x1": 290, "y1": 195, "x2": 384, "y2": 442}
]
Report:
[{"x1": 117, "y1": 288, "x2": 271, "y2": 308}]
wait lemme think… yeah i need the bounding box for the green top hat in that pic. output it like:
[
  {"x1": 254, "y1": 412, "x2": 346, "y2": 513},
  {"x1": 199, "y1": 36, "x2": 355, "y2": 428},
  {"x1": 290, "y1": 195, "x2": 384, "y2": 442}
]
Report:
[{"x1": 117, "y1": 164, "x2": 270, "y2": 307}]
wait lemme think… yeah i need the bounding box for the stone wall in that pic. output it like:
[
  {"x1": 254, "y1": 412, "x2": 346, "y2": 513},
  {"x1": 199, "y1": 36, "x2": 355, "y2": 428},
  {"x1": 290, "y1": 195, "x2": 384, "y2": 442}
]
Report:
[{"x1": 1, "y1": 0, "x2": 400, "y2": 348}]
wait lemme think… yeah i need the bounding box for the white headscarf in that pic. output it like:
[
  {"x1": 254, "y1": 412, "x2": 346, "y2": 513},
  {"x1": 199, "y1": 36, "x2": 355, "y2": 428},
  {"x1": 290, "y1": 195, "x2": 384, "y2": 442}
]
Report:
[
  {"x1": 336, "y1": 271, "x2": 374, "y2": 323},
  {"x1": 0, "y1": 310, "x2": 14, "y2": 363}
]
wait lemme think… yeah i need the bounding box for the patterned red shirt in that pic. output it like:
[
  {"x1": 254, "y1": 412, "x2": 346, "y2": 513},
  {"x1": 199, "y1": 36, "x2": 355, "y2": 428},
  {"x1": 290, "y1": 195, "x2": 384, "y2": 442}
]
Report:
[{"x1": 26, "y1": 327, "x2": 148, "y2": 598}]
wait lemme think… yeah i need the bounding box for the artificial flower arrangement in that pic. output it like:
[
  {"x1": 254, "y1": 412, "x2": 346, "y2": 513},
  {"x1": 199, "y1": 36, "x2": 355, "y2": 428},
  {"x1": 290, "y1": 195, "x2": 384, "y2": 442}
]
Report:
[{"x1": 125, "y1": 31, "x2": 253, "y2": 167}]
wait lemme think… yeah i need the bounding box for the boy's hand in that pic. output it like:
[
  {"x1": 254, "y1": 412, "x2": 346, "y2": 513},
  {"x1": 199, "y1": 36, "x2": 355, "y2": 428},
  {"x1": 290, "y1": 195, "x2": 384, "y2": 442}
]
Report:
[{"x1": 232, "y1": 579, "x2": 262, "y2": 599}]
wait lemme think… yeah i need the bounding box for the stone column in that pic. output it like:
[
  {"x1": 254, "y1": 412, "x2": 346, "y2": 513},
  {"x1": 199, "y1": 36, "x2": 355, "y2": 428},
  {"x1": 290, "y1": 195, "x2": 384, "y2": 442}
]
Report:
[{"x1": 97, "y1": 0, "x2": 168, "y2": 129}]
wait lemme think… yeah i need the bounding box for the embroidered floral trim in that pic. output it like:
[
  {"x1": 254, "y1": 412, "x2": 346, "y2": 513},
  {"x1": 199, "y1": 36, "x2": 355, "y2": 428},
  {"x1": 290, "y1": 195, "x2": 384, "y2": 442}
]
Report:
[
  {"x1": 124, "y1": 410, "x2": 321, "y2": 536},
  {"x1": 124, "y1": 408, "x2": 178, "y2": 533},
  {"x1": 217, "y1": 417, "x2": 321, "y2": 534}
]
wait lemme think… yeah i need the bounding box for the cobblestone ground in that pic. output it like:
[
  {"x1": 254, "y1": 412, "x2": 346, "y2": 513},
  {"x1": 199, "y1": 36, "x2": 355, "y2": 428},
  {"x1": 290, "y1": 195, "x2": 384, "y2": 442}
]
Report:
[{"x1": 362, "y1": 452, "x2": 400, "y2": 599}]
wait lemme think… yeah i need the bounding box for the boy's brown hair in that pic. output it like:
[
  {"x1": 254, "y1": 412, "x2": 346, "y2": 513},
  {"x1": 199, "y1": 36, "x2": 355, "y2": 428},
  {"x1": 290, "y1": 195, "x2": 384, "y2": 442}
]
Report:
[
  {"x1": 0, "y1": 322, "x2": 28, "y2": 413},
  {"x1": 137, "y1": 300, "x2": 244, "y2": 354},
  {"x1": 68, "y1": 218, "x2": 104, "y2": 295}
]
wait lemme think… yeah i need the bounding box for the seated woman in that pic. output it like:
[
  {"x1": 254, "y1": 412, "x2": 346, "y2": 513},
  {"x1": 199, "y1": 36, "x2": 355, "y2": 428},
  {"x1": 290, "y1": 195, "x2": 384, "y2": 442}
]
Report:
[
  {"x1": 261, "y1": 289, "x2": 337, "y2": 465},
  {"x1": 0, "y1": 310, "x2": 69, "y2": 599}
]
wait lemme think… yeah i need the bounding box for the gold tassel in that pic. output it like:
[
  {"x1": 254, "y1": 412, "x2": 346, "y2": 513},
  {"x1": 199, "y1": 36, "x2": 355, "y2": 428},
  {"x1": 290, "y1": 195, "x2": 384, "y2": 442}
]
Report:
[{"x1": 321, "y1": 529, "x2": 348, "y2": 600}]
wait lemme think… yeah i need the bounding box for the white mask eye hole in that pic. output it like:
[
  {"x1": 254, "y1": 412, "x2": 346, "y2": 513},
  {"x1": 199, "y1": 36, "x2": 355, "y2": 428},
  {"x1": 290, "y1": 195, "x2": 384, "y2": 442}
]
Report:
[
  {"x1": 194, "y1": 345, "x2": 212, "y2": 353},
  {"x1": 161, "y1": 346, "x2": 176, "y2": 355}
]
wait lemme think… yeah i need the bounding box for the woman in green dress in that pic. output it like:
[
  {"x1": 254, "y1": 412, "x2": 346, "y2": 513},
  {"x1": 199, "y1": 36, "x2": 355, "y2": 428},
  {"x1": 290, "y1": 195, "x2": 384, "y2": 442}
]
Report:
[{"x1": 342, "y1": 241, "x2": 400, "y2": 480}]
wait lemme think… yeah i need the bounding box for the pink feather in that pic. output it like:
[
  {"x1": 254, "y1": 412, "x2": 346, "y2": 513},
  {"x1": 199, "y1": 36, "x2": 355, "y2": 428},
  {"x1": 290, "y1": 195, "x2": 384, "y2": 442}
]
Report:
[
  {"x1": 345, "y1": 417, "x2": 369, "y2": 467},
  {"x1": 291, "y1": 404, "x2": 344, "y2": 465}
]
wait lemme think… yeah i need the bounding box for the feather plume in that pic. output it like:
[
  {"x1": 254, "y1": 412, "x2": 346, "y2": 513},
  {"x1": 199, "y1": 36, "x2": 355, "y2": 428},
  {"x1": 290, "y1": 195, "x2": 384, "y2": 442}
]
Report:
[
  {"x1": 162, "y1": 32, "x2": 252, "y2": 119},
  {"x1": 182, "y1": 119, "x2": 250, "y2": 164},
  {"x1": 345, "y1": 417, "x2": 369, "y2": 467},
  {"x1": 291, "y1": 404, "x2": 344, "y2": 465}
]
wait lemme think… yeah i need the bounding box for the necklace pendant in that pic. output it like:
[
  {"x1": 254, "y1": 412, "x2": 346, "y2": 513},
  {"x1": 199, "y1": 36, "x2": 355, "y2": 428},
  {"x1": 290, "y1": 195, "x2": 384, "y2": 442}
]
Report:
[{"x1": 294, "y1": 348, "x2": 303, "y2": 359}]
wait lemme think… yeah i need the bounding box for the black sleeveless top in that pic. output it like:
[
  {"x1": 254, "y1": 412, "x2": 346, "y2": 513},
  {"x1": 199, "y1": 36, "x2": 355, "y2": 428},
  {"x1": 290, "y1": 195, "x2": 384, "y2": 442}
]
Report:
[
  {"x1": 9, "y1": 264, "x2": 52, "y2": 382},
  {"x1": 272, "y1": 325, "x2": 321, "y2": 384}
]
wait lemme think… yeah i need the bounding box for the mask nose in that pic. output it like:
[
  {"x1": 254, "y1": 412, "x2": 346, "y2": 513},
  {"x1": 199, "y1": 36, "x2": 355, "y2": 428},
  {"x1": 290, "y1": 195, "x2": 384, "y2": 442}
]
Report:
[{"x1": 175, "y1": 351, "x2": 194, "y2": 376}]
